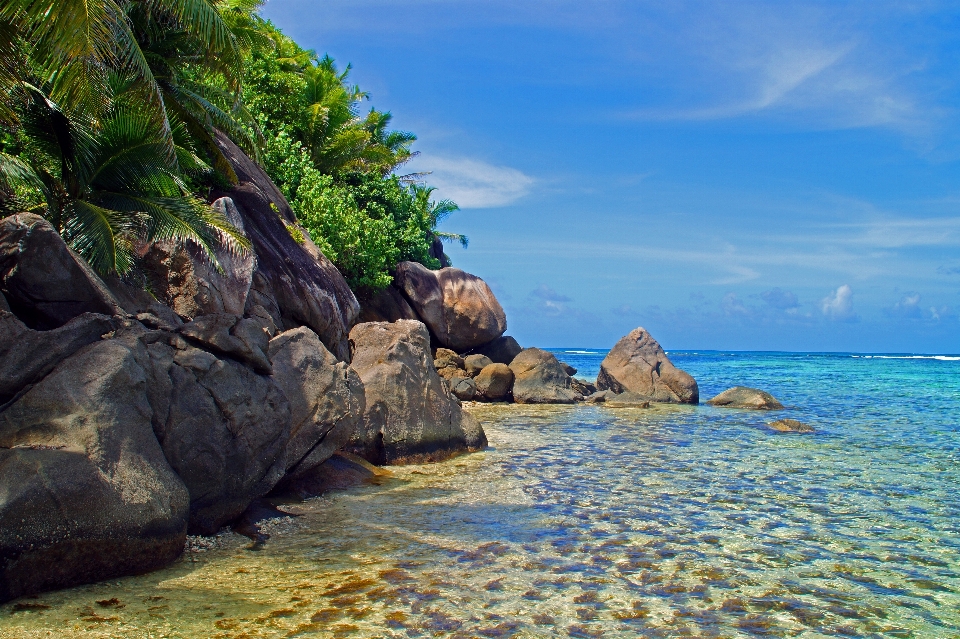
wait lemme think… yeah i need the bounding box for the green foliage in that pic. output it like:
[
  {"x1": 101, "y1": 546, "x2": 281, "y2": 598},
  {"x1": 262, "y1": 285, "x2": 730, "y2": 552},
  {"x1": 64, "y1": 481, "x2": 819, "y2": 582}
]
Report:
[
  {"x1": 295, "y1": 170, "x2": 440, "y2": 293},
  {"x1": 0, "y1": 81, "x2": 248, "y2": 275}
]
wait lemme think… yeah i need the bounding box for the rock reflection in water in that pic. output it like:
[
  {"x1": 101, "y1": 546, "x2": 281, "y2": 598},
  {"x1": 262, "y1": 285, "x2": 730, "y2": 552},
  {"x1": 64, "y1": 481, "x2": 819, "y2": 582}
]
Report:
[{"x1": 1, "y1": 389, "x2": 960, "y2": 637}]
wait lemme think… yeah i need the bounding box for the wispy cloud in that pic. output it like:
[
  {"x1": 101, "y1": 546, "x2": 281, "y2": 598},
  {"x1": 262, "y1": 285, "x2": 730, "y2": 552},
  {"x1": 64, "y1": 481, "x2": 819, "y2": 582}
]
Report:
[{"x1": 409, "y1": 155, "x2": 533, "y2": 208}]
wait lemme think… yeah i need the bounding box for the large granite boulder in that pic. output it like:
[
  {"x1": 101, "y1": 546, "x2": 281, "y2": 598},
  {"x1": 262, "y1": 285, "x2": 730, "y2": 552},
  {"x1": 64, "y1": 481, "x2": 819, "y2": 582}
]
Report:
[
  {"x1": 707, "y1": 386, "x2": 784, "y2": 410},
  {"x1": 469, "y1": 335, "x2": 523, "y2": 365},
  {"x1": 140, "y1": 197, "x2": 256, "y2": 320},
  {"x1": 0, "y1": 311, "x2": 121, "y2": 404},
  {"x1": 596, "y1": 328, "x2": 698, "y2": 404},
  {"x1": 212, "y1": 131, "x2": 359, "y2": 361},
  {"x1": 393, "y1": 261, "x2": 507, "y2": 352},
  {"x1": 0, "y1": 336, "x2": 189, "y2": 602},
  {"x1": 0, "y1": 213, "x2": 122, "y2": 328},
  {"x1": 347, "y1": 320, "x2": 486, "y2": 464},
  {"x1": 509, "y1": 348, "x2": 581, "y2": 404},
  {"x1": 102, "y1": 276, "x2": 183, "y2": 330},
  {"x1": 177, "y1": 313, "x2": 272, "y2": 374},
  {"x1": 464, "y1": 354, "x2": 493, "y2": 377},
  {"x1": 141, "y1": 331, "x2": 290, "y2": 535},
  {"x1": 267, "y1": 327, "x2": 365, "y2": 491},
  {"x1": 357, "y1": 285, "x2": 420, "y2": 324},
  {"x1": 475, "y1": 363, "x2": 514, "y2": 401}
]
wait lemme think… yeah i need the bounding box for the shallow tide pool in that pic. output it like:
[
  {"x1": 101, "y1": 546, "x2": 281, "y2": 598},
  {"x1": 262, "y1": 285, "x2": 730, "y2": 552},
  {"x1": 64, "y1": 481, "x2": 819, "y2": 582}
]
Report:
[{"x1": 1, "y1": 353, "x2": 958, "y2": 638}]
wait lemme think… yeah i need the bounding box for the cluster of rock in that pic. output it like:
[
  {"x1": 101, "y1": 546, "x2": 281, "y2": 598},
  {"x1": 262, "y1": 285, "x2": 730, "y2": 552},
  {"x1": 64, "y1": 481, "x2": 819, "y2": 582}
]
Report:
[{"x1": 0, "y1": 134, "x2": 486, "y2": 602}]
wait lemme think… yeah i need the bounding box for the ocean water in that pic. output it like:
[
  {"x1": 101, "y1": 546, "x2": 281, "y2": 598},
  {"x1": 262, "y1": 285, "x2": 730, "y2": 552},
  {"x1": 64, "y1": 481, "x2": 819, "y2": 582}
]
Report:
[{"x1": 2, "y1": 352, "x2": 959, "y2": 638}]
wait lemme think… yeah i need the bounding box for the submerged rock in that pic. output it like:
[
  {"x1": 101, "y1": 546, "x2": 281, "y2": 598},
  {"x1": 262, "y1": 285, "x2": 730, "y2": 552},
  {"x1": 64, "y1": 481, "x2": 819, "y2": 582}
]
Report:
[
  {"x1": 279, "y1": 451, "x2": 392, "y2": 499},
  {"x1": 708, "y1": 386, "x2": 784, "y2": 410},
  {"x1": 268, "y1": 326, "x2": 365, "y2": 490},
  {"x1": 0, "y1": 213, "x2": 122, "y2": 328},
  {"x1": 596, "y1": 327, "x2": 698, "y2": 404},
  {"x1": 0, "y1": 337, "x2": 189, "y2": 602},
  {"x1": 509, "y1": 348, "x2": 581, "y2": 404},
  {"x1": 394, "y1": 261, "x2": 507, "y2": 352},
  {"x1": 604, "y1": 391, "x2": 653, "y2": 408},
  {"x1": 347, "y1": 320, "x2": 486, "y2": 464},
  {"x1": 768, "y1": 419, "x2": 815, "y2": 433}
]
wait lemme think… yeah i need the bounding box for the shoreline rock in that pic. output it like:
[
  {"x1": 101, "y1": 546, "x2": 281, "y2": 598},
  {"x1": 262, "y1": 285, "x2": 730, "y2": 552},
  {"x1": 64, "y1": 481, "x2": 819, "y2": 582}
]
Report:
[
  {"x1": 596, "y1": 327, "x2": 698, "y2": 404},
  {"x1": 707, "y1": 386, "x2": 784, "y2": 410}
]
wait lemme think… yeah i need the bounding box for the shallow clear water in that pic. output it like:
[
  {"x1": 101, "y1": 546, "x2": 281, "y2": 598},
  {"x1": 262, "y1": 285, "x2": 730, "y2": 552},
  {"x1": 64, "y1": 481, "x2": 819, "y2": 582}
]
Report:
[{"x1": 2, "y1": 352, "x2": 959, "y2": 638}]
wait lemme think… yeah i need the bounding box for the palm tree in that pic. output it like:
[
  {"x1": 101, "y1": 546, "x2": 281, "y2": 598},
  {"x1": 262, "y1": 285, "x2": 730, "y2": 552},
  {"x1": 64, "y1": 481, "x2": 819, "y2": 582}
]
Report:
[
  {"x1": 410, "y1": 183, "x2": 467, "y2": 248},
  {"x1": 0, "y1": 81, "x2": 248, "y2": 275}
]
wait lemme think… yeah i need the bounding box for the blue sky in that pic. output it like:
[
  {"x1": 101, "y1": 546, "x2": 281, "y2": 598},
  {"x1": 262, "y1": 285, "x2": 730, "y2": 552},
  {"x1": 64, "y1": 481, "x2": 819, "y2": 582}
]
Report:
[{"x1": 261, "y1": 0, "x2": 960, "y2": 352}]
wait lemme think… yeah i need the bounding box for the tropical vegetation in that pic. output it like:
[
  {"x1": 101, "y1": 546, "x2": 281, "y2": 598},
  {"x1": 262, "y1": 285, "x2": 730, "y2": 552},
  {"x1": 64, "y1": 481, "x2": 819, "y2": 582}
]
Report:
[{"x1": 0, "y1": 0, "x2": 463, "y2": 294}]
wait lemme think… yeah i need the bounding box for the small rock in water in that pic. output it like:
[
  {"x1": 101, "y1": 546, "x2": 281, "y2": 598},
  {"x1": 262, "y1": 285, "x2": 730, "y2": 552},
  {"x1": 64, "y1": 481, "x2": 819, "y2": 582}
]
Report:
[
  {"x1": 768, "y1": 419, "x2": 814, "y2": 433},
  {"x1": 707, "y1": 386, "x2": 784, "y2": 410},
  {"x1": 604, "y1": 391, "x2": 653, "y2": 408}
]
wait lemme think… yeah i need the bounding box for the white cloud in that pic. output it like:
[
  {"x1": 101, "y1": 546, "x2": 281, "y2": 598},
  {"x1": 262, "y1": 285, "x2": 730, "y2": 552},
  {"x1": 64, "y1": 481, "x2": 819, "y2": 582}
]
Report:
[
  {"x1": 410, "y1": 155, "x2": 534, "y2": 208},
  {"x1": 820, "y1": 284, "x2": 857, "y2": 321}
]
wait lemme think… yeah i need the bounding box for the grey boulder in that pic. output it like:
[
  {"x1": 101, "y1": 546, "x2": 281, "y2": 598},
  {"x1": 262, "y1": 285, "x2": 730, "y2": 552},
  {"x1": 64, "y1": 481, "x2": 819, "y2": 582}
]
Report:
[
  {"x1": 596, "y1": 327, "x2": 698, "y2": 404},
  {"x1": 464, "y1": 354, "x2": 494, "y2": 377},
  {"x1": 394, "y1": 261, "x2": 507, "y2": 352},
  {"x1": 140, "y1": 197, "x2": 256, "y2": 320},
  {"x1": 707, "y1": 386, "x2": 784, "y2": 410},
  {"x1": 347, "y1": 320, "x2": 486, "y2": 464},
  {"x1": 470, "y1": 335, "x2": 523, "y2": 365},
  {"x1": 0, "y1": 213, "x2": 122, "y2": 328},
  {"x1": 357, "y1": 285, "x2": 420, "y2": 324},
  {"x1": 509, "y1": 348, "x2": 581, "y2": 404},
  {"x1": 177, "y1": 313, "x2": 272, "y2": 374},
  {"x1": 141, "y1": 332, "x2": 290, "y2": 535},
  {"x1": 474, "y1": 363, "x2": 514, "y2": 401},
  {"x1": 449, "y1": 376, "x2": 477, "y2": 401},
  {"x1": 268, "y1": 327, "x2": 365, "y2": 491},
  {"x1": 0, "y1": 337, "x2": 189, "y2": 602},
  {"x1": 0, "y1": 311, "x2": 121, "y2": 404},
  {"x1": 213, "y1": 131, "x2": 359, "y2": 361}
]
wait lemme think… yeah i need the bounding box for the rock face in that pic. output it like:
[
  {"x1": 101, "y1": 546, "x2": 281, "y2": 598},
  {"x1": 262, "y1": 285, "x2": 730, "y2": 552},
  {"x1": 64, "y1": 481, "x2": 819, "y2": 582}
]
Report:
[
  {"x1": 0, "y1": 311, "x2": 121, "y2": 404},
  {"x1": 470, "y1": 335, "x2": 523, "y2": 365},
  {"x1": 178, "y1": 313, "x2": 272, "y2": 374},
  {"x1": 357, "y1": 285, "x2": 420, "y2": 324},
  {"x1": 102, "y1": 276, "x2": 183, "y2": 330},
  {"x1": 141, "y1": 332, "x2": 291, "y2": 535},
  {"x1": 347, "y1": 320, "x2": 486, "y2": 464},
  {"x1": 212, "y1": 131, "x2": 359, "y2": 361},
  {"x1": 768, "y1": 419, "x2": 814, "y2": 433},
  {"x1": 140, "y1": 197, "x2": 256, "y2": 320},
  {"x1": 707, "y1": 386, "x2": 784, "y2": 410},
  {"x1": 596, "y1": 328, "x2": 698, "y2": 404},
  {"x1": 0, "y1": 337, "x2": 190, "y2": 602},
  {"x1": 267, "y1": 327, "x2": 365, "y2": 491},
  {"x1": 0, "y1": 213, "x2": 122, "y2": 328},
  {"x1": 474, "y1": 363, "x2": 514, "y2": 401},
  {"x1": 509, "y1": 348, "x2": 581, "y2": 404},
  {"x1": 394, "y1": 261, "x2": 507, "y2": 352}
]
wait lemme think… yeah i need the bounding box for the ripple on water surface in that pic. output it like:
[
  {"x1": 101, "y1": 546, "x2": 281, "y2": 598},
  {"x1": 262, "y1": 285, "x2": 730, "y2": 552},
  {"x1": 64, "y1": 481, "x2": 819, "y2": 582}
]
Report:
[{"x1": 1, "y1": 353, "x2": 959, "y2": 638}]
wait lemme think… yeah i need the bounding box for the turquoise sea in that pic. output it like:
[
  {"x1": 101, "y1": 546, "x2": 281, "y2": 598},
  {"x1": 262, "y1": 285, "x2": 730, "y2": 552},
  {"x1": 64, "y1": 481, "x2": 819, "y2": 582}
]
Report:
[{"x1": 1, "y1": 351, "x2": 959, "y2": 638}]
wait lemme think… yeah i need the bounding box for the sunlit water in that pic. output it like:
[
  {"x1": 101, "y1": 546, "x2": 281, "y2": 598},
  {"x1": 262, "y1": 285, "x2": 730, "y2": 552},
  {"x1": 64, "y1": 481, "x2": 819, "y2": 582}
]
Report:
[{"x1": 2, "y1": 352, "x2": 959, "y2": 638}]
